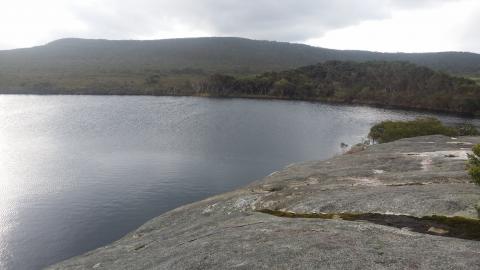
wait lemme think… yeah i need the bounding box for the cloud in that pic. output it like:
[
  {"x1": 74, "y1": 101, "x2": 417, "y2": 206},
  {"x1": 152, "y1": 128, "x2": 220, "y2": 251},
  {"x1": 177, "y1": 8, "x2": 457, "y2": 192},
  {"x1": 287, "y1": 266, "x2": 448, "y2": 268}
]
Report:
[
  {"x1": 66, "y1": 0, "x2": 456, "y2": 42},
  {"x1": 65, "y1": 0, "x2": 386, "y2": 41},
  {"x1": 0, "y1": 0, "x2": 477, "y2": 52},
  {"x1": 0, "y1": 0, "x2": 84, "y2": 49},
  {"x1": 306, "y1": 0, "x2": 480, "y2": 53},
  {"x1": 458, "y1": 4, "x2": 480, "y2": 53},
  {"x1": 389, "y1": 0, "x2": 457, "y2": 8}
]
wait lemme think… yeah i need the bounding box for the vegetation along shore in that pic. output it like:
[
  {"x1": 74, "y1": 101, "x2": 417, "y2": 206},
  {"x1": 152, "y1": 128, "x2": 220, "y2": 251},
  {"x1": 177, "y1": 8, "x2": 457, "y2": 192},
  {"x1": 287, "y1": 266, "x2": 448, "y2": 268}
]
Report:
[{"x1": 1, "y1": 37, "x2": 480, "y2": 115}]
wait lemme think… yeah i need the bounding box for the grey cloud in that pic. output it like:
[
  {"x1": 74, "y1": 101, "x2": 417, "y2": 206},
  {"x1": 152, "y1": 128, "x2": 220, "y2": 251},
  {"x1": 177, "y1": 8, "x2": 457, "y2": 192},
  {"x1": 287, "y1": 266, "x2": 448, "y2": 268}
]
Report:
[
  {"x1": 389, "y1": 0, "x2": 459, "y2": 9},
  {"x1": 66, "y1": 0, "x2": 459, "y2": 42},
  {"x1": 195, "y1": 0, "x2": 388, "y2": 41}
]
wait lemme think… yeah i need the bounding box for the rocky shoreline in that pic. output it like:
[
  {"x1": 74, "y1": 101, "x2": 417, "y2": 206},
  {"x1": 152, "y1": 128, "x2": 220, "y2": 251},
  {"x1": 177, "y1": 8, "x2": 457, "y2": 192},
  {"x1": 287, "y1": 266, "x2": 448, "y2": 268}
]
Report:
[{"x1": 49, "y1": 135, "x2": 480, "y2": 269}]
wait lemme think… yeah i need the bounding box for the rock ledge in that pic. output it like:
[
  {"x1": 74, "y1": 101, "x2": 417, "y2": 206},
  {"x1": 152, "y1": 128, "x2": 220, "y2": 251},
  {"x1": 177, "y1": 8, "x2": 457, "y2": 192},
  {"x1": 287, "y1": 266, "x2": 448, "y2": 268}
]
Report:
[{"x1": 49, "y1": 135, "x2": 480, "y2": 269}]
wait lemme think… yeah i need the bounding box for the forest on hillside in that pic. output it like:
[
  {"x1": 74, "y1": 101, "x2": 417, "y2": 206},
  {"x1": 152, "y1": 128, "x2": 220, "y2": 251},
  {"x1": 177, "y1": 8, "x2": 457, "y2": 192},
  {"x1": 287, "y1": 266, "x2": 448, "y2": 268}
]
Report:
[
  {"x1": 198, "y1": 61, "x2": 480, "y2": 115},
  {"x1": 1, "y1": 38, "x2": 480, "y2": 95}
]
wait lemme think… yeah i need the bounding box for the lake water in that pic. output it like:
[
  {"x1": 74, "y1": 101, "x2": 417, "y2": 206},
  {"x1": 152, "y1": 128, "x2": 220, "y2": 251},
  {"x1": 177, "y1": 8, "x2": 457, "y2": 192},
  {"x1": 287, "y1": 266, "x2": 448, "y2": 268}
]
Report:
[{"x1": 0, "y1": 95, "x2": 477, "y2": 269}]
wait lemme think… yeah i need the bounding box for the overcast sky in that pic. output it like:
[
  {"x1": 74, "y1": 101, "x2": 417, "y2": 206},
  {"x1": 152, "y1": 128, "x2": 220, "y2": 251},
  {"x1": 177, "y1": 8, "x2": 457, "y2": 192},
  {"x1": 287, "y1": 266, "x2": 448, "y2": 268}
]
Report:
[{"x1": 0, "y1": 0, "x2": 479, "y2": 53}]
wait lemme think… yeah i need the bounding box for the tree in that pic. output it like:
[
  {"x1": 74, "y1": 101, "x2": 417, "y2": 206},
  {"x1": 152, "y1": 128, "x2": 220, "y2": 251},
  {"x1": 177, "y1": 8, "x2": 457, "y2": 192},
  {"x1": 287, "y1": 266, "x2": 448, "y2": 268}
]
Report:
[{"x1": 271, "y1": 78, "x2": 294, "y2": 97}]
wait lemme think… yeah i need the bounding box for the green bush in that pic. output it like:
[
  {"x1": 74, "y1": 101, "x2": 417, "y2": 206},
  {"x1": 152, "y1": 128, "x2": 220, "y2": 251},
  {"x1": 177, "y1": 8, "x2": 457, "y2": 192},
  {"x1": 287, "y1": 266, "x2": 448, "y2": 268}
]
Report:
[
  {"x1": 469, "y1": 162, "x2": 480, "y2": 185},
  {"x1": 473, "y1": 144, "x2": 480, "y2": 157},
  {"x1": 368, "y1": 117, "x2": 457, "y2": 143},
  {"x1": 468, "y1": 144, "x2": 480, "y2": 185},
  {"x1": 456, "y1": 123, "x2": 480, "y2": 136}
]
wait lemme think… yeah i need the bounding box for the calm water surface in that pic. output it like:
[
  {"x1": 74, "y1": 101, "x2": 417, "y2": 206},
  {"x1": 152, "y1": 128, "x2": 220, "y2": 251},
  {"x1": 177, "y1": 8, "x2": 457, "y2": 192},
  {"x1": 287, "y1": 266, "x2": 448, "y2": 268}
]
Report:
[{"x1": 0, "y1": 95, "x2": 477, "y2": 269}]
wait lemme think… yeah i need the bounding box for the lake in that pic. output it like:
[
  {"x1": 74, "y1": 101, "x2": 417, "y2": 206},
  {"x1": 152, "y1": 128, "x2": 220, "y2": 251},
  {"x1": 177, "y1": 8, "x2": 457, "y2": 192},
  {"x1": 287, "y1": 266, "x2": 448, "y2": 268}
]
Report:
[{"x1": 0, "y1": 95, "x2": 477, "y2": 269}]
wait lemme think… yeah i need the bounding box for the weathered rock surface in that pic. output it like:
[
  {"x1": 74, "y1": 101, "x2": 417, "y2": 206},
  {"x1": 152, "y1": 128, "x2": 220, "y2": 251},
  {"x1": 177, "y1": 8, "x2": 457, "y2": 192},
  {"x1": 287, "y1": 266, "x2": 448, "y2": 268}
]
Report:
[{"x1": 49, "y1": 135, "x2": 480, "y2": 269}]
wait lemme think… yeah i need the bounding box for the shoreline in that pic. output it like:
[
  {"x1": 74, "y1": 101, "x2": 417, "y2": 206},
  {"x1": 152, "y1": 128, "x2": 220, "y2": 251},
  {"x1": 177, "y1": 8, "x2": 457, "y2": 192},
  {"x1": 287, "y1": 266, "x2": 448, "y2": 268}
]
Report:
[
  {"x1": 49, "y1": 135, "x2": 480, "y2": 269},
  {"x1": 1, "y1": 92, "x2": 478, "y2": 118}
]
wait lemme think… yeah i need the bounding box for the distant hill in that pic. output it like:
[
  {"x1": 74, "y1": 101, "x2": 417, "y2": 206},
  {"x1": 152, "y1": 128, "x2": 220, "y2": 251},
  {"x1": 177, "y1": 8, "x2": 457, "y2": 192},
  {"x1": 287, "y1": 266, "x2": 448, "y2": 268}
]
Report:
[
  {"x1": 1, "y1": 37, "x2": 480, "y2": 73},
  {"x1": 200, "y1": 61, "x2": 480, "y2": 115},
  {"x1": 0, "y1": 37, "x2": 479, "y2": 95}
]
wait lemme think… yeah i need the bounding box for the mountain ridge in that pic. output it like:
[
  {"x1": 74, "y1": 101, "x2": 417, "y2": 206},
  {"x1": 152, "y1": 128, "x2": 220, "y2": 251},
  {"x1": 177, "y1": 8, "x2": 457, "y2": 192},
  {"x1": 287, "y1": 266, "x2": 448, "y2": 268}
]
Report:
[
  {"x1": 3, "y1": 36, "x2": 479, "y2": 55},
  {"x1": 0, "y1": 37, "x2": 479, "y2": 75}
]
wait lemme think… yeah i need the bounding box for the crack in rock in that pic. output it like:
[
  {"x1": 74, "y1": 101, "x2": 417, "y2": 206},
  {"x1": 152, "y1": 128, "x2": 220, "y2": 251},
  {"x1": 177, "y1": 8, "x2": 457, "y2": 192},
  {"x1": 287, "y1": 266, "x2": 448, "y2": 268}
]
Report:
[{"x1": 257, "y1": 209, "x2": 480, "y2": 241}]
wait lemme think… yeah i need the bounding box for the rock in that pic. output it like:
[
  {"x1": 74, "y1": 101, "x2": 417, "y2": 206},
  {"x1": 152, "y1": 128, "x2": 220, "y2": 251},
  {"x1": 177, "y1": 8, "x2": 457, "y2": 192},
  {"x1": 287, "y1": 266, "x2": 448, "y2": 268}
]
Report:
[
  {"x1": 346, "y1": 143, "x2": 368, "y2": 154},
  {"x1": 48, "y1": 135, "x2": 480, "y2": 270},
  {"x1": 428, "y1": 227, "x2": 449, "y2": 235},
  {"x1": 475, "y1": 202, "x2": 480, "y2": 218}
]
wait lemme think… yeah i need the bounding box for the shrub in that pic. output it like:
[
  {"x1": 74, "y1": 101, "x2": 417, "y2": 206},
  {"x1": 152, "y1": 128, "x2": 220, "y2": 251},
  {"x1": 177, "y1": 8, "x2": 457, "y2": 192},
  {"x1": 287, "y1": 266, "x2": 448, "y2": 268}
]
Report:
[
  {"x1": 473, "y1": 144, "x2": 480, "y2": 158},
  {"x1": 368, "y1": 117, "x2": 457, "y2": 143},
  {"x1": 456, "y1": 123, "x2": 480, "y2": 136},
  {"x1": 468, "y1": 164, "x2": 480, "y2": 185},
  {"x1": 468, "y1": 144, "x2": 480, "y2": 185}
]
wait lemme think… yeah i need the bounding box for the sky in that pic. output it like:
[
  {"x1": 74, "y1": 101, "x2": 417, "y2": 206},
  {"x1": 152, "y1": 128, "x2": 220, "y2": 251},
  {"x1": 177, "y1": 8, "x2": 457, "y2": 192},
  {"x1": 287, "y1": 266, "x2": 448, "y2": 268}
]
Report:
[{"x1": 0, "y1": 0, "x2": 479, "y2": 53}]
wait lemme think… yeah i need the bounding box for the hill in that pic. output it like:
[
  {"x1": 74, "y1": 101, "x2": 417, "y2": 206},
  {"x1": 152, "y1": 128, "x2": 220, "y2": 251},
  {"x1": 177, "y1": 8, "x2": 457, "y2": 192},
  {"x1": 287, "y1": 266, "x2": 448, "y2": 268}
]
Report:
[{"x1": 0, "y1": 37, "x2": 480, "y2": 94}]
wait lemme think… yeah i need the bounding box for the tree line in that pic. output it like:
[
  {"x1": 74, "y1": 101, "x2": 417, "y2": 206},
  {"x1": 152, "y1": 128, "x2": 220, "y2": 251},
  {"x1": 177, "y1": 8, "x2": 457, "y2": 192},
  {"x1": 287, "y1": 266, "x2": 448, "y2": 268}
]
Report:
[{"x1": 198, "y1": 61, "x2": 480, "y2": 115}]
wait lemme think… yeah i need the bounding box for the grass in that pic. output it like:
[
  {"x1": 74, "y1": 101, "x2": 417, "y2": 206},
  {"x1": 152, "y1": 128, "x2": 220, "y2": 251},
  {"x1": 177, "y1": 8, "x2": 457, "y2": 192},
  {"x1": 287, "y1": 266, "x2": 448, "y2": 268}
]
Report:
[
  {"x1": 258, "y1": 209, "x2": 480, "y2": 241},
  {"x1": 368, "y1": 118, "x2": 461, "y2": 143},
  {"x1": 368, "y1": 117, "x2": 479, "y2": 144},
  {"x1": 469, "y1": 76, "x2": 480, "y2": 85}
]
